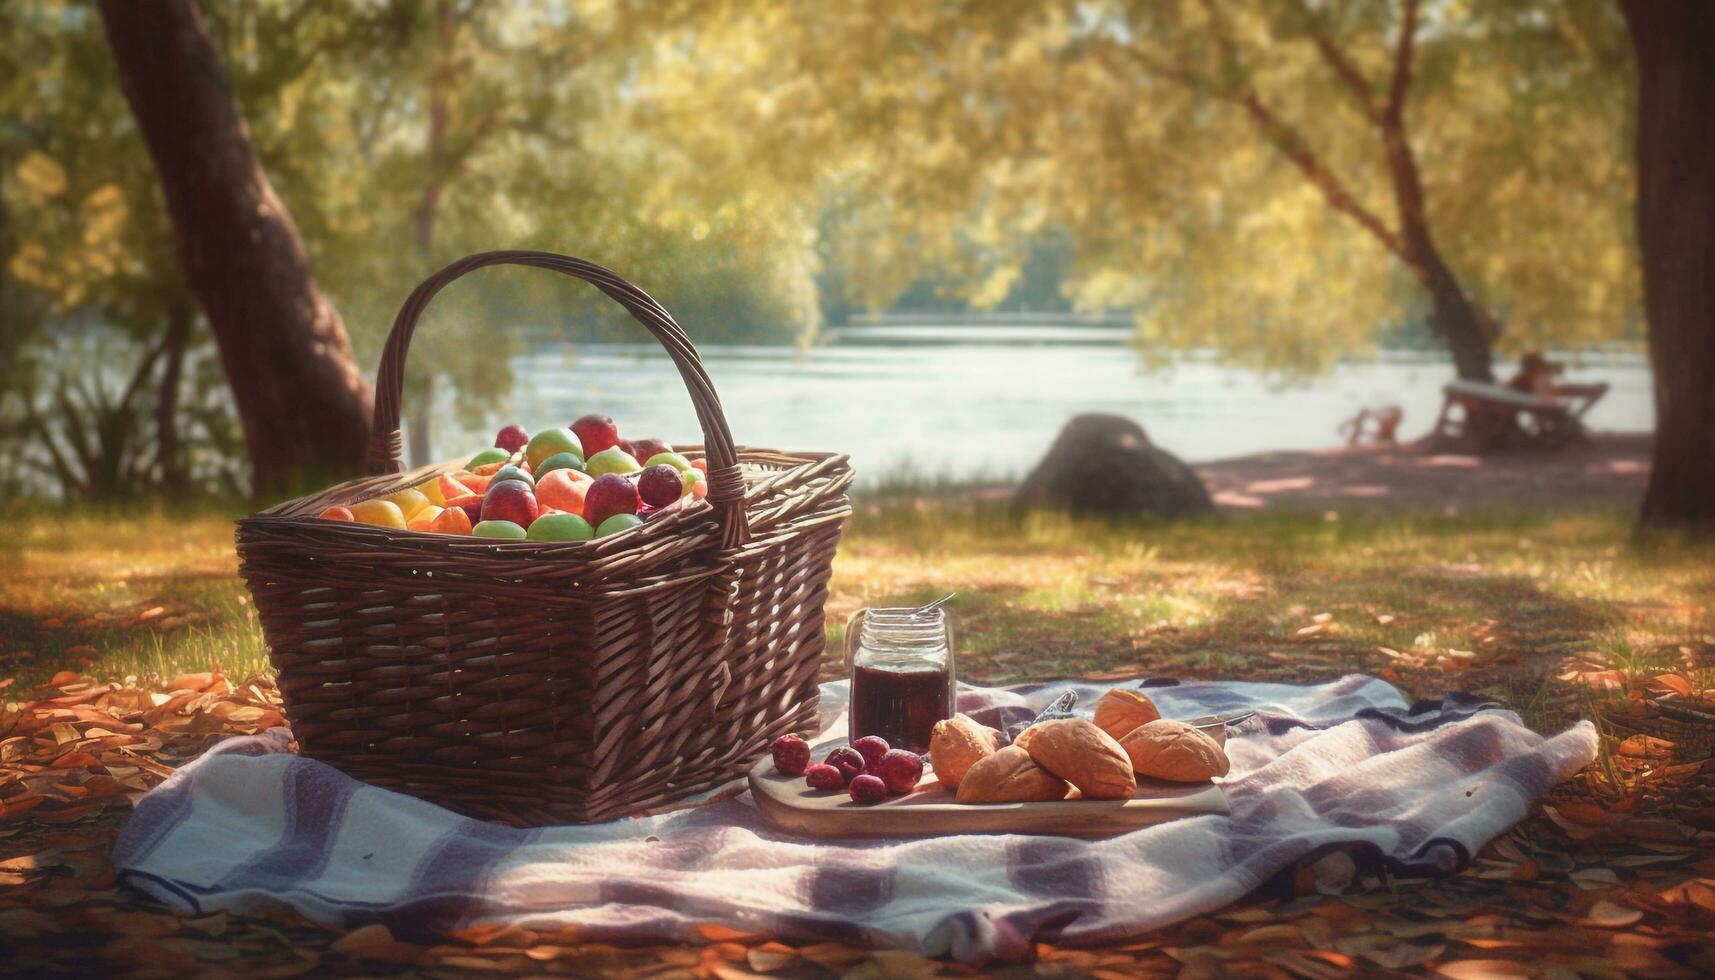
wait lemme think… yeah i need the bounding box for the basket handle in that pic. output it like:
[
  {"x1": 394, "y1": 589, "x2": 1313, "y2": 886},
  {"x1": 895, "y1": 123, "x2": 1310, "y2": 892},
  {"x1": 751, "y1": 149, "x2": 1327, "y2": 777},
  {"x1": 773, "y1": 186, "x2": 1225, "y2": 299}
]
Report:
[{"x1": 366, "y1": 250, "x2": 750, "y2": 547}]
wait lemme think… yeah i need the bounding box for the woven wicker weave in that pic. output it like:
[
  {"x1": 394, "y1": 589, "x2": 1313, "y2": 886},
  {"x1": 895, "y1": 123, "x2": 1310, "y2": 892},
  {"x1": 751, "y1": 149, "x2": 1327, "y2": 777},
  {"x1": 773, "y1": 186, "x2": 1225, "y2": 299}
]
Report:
[{"x1": 237, "y1": 251, "x2": 853, "y2": 825}]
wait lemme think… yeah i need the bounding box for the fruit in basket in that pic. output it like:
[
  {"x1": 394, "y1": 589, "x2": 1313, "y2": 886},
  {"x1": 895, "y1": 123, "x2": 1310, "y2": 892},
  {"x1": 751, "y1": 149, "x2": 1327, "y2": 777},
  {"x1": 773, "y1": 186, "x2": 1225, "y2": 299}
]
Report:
[
  {"x1": 481, "y1": 479, "x2": 540, "y2": 528},
  {"x1": 692, "y1": 458, "x2": 708, "y2": 473},
  {"x1": 383, "y1": 486, "x2": 430, "y2": 519},
  {"x1": 536, "y1": 470, "x2": 591, "y2": 516},
  {"x1": 527, "y1": 513, "x2": 594, "y2": 541},
  {"x1": 586, "y1": 446, "x2": 642, "y2": 477},
  {"x1": 583, "y1": 474, "x2": 639, "y2": 526},
  {"x1": 524, "y1": 427, "x2": 583, "y2": 471},
  {"x1": 1093, "y1": 689, "x2": 1162, "y2": 740},
  {"x1": 771, "y1": 734, "x2": 812, "y2": 776},
  {"x1": 637, "y1": 464, "x2": 685, "y2": 508},
  {"x1": 805, "y1": 764, "x2": 845, "y2": 791},
  {"x1": 473, "y1": 519, "x2": 527, "y2": 539},
  {"x1": 406, "y1": 505, "x2": 444, "y2": 532},
  {"x1": 494, "y1": 424, "x2": 530, "y2": 454},
  {"x1": 469, "y1": 447, "x2": 510, "y2": 470},
  {"x1": 428, "y1": 505, "x2": 473, "y2": 535},
  {"x1": 535, "y1": 452, "x2": 584, "y2": 478},
  {"x1": 596, "y1": 513, "x2": 644, "y2": 537},
  {"x1": 824, "y1": 746, "x2": 866, "y2": 784},
  {"x1": 450, "y1": 495, "x2": 484, "y2": 525},
  {"x1": 492, "y1": 465, "x2": 534, "y2": 489},
  {"x1": 454, "y1": 471, "x2": 492, "y2": 495},
  {"x1": 1015, "y1": 718, "x2": 1136, "y2": 801},
  {"x1": 630, "y1": 438, "x2": 673, "y2": 463},
  {"x1": 1118, "y1": 719, "x2": 1230, "y2": 782},
  {"x1": 848, "y1": 773, "x2": 888, "y2": 805},
  {"x1": 438, "y1": 473, "x2": 473, "y2": 502},
  {"x1": 349, "y1": 499, "x2": 407, "y2": 529},
  {"x1": 955, "y1": 746, "x2": 1069, "y2": 804},
  {"x1": 851, "y1": 735, "x2": 890, "y2": 771},
  {"x1": 929, "y1": 714, "x2": 1001, "y2": 792},
  {"x1": 875, "y1": 749, "x2": 924, "y2": 794},
  {"x1": 645, "y1": 451, "x2": 693, "y2": 474},
  {"x1": 319, "y1": 505, "x2": 355, "y2": 522},
  {"x1": 683, "y1": 468, "x2": 708, "y2": 500},
  {"x1": 571, "y1": 414, "x2": 621, "y2": 456}
]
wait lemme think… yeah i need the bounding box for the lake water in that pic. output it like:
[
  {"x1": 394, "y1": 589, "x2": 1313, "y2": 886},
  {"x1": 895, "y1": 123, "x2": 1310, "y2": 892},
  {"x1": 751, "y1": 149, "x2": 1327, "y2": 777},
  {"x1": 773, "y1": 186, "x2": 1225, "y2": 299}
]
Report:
[{"x1": 424, "y1": 325, "x2": 1654, "y2": 484}]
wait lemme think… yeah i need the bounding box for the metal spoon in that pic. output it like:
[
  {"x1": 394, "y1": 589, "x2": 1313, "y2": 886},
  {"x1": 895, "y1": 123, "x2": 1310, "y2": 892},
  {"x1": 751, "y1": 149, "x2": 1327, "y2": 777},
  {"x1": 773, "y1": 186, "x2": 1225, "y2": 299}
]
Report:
[{"x1": 912, "y1": 592, "x2": 957, "y2": 617}]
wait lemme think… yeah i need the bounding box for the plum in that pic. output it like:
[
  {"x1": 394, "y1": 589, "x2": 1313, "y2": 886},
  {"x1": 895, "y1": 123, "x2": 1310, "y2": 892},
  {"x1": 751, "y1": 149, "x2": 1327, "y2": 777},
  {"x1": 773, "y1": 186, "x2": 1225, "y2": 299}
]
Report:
[
  {"x1": 824, "y1": 747, "x2": 865, "y2": 784},
  {"x1": 637, "y1": 464, "x2": 684, "y2": 507}
]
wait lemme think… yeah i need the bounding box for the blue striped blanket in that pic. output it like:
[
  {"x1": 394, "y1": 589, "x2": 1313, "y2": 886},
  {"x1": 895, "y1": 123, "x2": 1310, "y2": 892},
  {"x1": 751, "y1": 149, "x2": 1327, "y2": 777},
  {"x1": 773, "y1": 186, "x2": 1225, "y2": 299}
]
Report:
[{"x1": 114, "y1": 675, "x2": 1595, "y2": 961}]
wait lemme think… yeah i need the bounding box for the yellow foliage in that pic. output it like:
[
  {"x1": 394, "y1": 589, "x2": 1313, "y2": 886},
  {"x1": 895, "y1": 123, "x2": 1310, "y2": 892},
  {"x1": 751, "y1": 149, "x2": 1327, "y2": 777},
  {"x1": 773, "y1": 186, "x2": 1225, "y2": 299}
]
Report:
[{"x1": 16, "y1": 151, "x2": 68, "y2": 201}]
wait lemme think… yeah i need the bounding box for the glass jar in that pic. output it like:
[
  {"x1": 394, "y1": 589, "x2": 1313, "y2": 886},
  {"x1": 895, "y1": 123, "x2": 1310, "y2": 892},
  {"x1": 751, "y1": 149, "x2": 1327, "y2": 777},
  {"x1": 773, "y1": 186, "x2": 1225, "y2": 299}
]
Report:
[{"x1": 844, "y1": 605, "x2": 955, "y2": 754}]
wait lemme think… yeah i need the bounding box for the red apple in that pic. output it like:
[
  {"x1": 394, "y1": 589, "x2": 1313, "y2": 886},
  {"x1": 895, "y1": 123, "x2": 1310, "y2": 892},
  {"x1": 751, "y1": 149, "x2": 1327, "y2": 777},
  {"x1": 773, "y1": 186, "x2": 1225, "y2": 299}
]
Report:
[
  {"x1": 630, "y1": 438, "x2": 673, "y2": 462},
  {"x1": 452, "y1": 496, "x2": 484, "y2": 525},
  {"x1": 481, "y1": 479, "x2": 540, "y2": 529},
  {"x1": 582, "y1": 474, "x2": 639, "y2": 527},
  {"x1": 571, "y1": 414, "x2": 621, "y2": 457},
  {"x1": 494, "y1": 424, "x2": 530, "y2": 454}
]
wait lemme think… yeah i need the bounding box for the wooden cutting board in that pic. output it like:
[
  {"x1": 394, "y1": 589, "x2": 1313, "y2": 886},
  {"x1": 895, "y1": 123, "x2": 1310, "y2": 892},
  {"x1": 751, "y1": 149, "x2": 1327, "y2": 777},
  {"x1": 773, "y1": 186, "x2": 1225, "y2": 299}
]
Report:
[{"x1": 748, "y1": 749, "x2": 1228, "y2": 838}]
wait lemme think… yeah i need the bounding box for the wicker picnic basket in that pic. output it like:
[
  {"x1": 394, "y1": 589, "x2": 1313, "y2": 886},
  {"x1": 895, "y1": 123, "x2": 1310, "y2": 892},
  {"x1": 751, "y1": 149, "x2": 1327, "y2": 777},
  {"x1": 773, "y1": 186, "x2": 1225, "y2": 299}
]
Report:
[{"x1": 236, "y1": 250, "x2": 853, "y2": 825}]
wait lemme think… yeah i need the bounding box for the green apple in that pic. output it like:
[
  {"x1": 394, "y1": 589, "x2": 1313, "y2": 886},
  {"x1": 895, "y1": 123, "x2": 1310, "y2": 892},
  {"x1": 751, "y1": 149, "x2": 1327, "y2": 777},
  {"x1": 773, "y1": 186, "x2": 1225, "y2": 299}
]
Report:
[
  {"x1": 535, "y1": 451, "x2": 585, "y2": 478},
  {"x1": 472, "y1": 519, "x2": 527, "y2": 540},
  {"x1": 527, "y1": 513, "x2": 595, "y2": 541},
  {"x1": 643, "y1": 451, "x2": 694, "y2": 474},
  {"x1": 467, "y1": 447, "x2": 510, "y2": 469},
  {"x1": 491, "y1": 464, "x2": 534, "y2": 489},
  {"x1": 585, "y1": 446, "x2": 642, "y2": 476},
  {"x1": 596, "y1": 513, "x2": 644, "y2": 537},
  {"x1": 524, "y1": 427, "x2": 583, "y2": 471}
]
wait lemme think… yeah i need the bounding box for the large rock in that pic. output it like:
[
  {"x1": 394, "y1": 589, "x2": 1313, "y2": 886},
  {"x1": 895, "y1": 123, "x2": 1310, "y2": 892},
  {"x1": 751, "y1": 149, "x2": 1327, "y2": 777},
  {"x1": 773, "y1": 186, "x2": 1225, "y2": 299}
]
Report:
[{"x1": 1013, "y1": 414, "x2": 1212, "y2": 519}]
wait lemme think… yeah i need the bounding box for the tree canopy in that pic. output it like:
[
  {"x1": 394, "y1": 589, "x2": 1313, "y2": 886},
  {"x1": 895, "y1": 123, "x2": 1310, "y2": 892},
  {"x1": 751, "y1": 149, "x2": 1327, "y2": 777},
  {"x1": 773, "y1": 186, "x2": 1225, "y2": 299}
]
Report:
[{"x1": 641, "y1": 0, "x2": 1638, "y2": 375}]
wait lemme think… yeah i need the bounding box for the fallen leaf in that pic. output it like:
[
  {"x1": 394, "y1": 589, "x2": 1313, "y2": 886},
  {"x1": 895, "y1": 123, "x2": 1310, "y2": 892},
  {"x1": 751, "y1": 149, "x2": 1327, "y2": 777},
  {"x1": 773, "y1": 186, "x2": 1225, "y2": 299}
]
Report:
[{"x1": 1581, "y1": 900, "x2": 1644, "y2": 928}]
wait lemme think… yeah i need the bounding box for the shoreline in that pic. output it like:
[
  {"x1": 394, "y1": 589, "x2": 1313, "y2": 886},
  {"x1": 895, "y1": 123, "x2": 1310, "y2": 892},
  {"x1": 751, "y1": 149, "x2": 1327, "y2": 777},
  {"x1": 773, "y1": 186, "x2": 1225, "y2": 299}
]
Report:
[{"x1": 1193, "y1": 431, "x2": 1651, "y2": 514}]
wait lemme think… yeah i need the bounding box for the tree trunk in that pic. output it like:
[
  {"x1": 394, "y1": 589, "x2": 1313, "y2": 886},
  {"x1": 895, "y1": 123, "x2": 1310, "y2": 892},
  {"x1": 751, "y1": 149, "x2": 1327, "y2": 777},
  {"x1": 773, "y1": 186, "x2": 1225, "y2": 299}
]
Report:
[
  {"x1": 1623, "y1": 1, "x2": 1715, "y2": 531},
  {"x1": 97, "y1": 0, "x2": 373, "y2": 500},
  {"x1": 154, "y1": 300, "x2": 192, "y2": 493},
  {"x1": 1380, "y1": 95, "x2": 1497, "y2": 383}
]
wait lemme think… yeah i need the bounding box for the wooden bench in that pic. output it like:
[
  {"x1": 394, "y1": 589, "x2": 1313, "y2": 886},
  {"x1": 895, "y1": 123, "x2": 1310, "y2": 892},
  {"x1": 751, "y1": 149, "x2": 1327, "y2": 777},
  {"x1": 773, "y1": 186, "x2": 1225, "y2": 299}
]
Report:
[{"x1": 1432, "y1": 379, "x2": 1610, "y2": 449}]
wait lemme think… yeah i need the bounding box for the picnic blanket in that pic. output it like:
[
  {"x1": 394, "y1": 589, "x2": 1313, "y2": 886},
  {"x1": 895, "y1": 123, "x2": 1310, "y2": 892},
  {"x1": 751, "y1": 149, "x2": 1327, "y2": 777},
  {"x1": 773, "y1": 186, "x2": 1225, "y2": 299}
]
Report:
[{"x1": 113, "y1": 675, "x2": 1596, "y2": 961}]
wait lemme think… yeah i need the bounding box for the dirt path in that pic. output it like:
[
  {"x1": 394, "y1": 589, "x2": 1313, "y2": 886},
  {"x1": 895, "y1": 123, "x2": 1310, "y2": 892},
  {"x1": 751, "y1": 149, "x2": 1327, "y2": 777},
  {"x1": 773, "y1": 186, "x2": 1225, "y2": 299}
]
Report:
[{"x1": 1195, "y1": 432, "x2": 1651, "y2": 514}]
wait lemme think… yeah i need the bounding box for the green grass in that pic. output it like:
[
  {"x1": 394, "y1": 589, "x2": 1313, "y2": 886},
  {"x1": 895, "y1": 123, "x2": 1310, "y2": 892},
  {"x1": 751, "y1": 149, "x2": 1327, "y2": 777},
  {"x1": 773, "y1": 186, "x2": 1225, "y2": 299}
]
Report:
[{"x1": 2, "y1": 499, "x2": 1709, "y2": 733}]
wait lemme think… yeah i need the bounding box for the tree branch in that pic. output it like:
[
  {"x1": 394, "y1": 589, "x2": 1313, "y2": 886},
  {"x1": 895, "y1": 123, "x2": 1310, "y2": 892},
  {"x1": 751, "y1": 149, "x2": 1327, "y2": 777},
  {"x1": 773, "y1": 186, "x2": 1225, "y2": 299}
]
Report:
[
  {"x1": 1290, "y1": 0, "x2": 1382, "y2": 123},
  {"x1": 1384, "y1": 0, "x2": 1420, "y2": 124},
  {"x1": 1233, "y1": 91, "x2": 1405, "y2": 257}
]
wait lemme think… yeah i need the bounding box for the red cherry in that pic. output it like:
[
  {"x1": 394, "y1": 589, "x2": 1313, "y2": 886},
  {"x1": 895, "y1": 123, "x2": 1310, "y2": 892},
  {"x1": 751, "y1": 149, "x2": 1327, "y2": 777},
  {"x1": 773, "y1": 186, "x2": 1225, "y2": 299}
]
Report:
[
  {"x1": 848, "y1": 774, "x2": 887, "y2": 805},
  {"x1": 771, "y1": 734, "x2": 811, "y2": 776}
]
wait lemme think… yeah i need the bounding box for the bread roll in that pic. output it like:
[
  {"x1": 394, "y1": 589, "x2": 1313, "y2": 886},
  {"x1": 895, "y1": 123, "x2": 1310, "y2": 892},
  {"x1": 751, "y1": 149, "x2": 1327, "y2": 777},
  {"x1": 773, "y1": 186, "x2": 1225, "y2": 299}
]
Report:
[
  {"x1": 1018, "y1": 718, "x2": 1136, "y2": 801},
  {"x1": 1093, "y1": 688, "x2": 1161, "y2": 740},
  {"x1": 1119, "y1": 719, "x2": 1230, "y2": 782},
  {"x1": 929, "y1": 714, "x2": 1000, "y2": 792},
  {"x1": 954, "y1": 746, "x2": 1069, "y2": 804}
]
